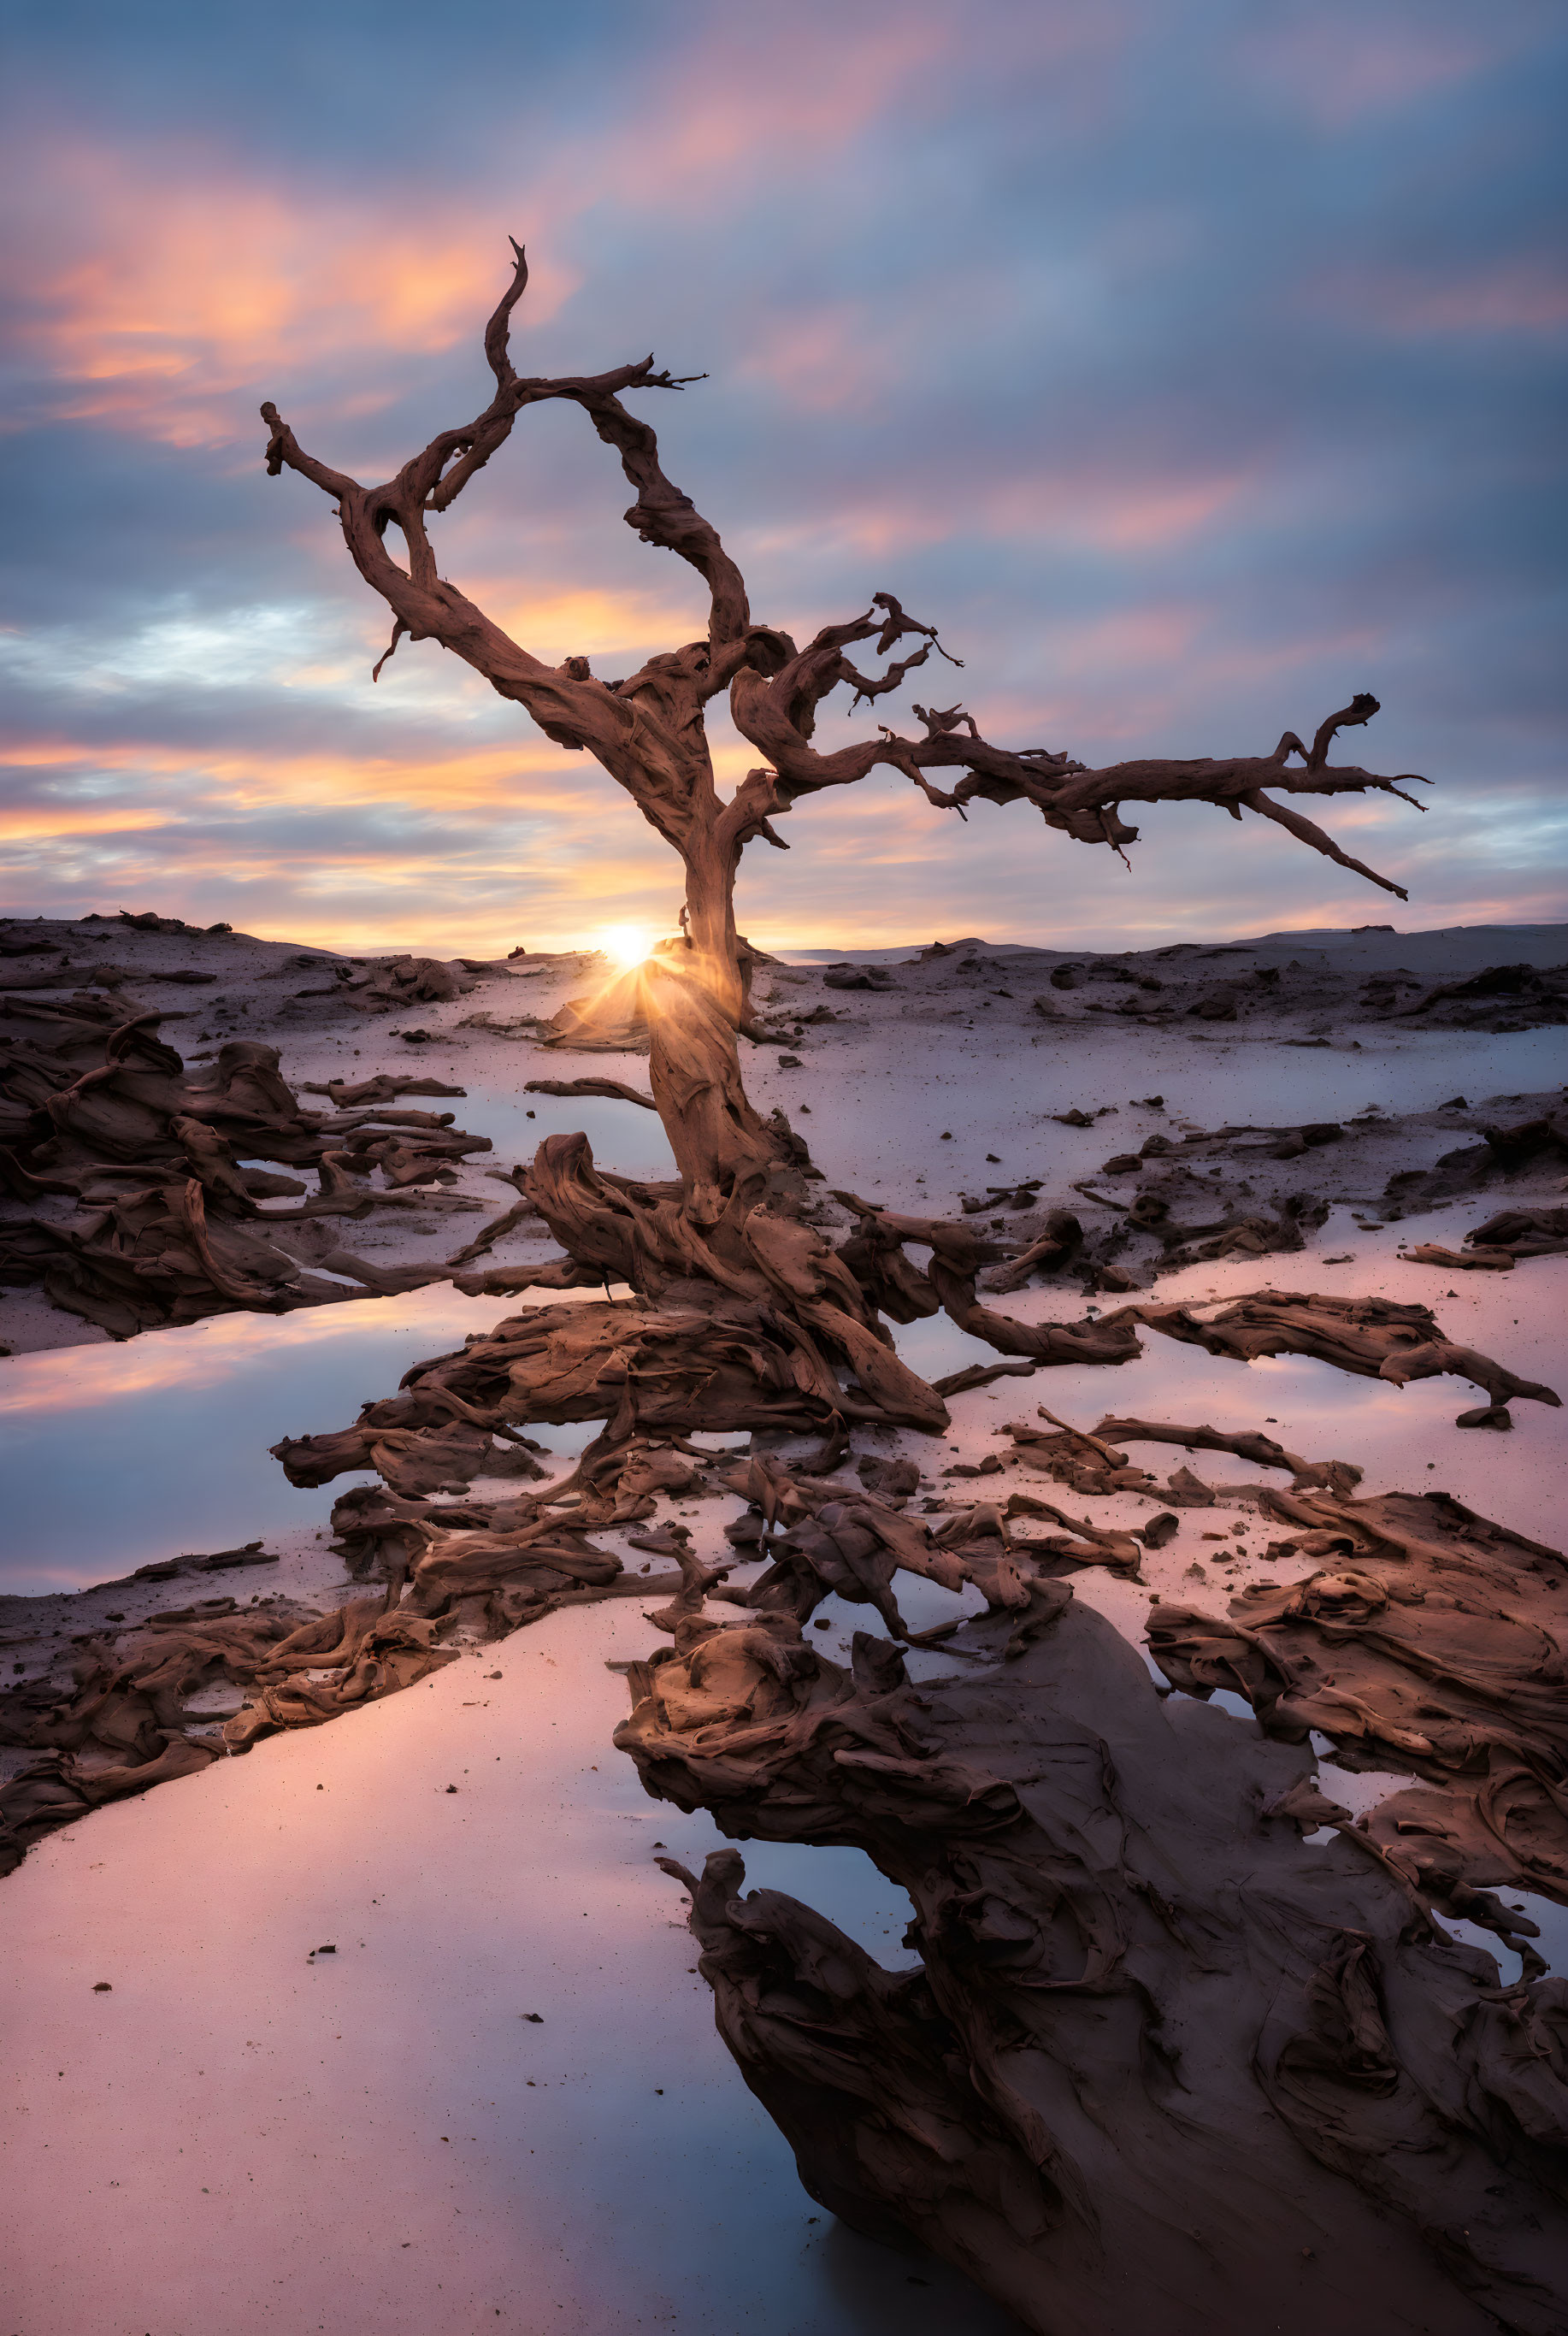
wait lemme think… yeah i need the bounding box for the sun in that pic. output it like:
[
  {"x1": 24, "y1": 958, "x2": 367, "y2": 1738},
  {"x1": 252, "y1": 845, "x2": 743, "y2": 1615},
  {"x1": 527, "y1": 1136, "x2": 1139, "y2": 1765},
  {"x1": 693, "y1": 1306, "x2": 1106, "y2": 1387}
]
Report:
[{"x1": 598, "y1": 924, "x2": 653, "y2": 970}]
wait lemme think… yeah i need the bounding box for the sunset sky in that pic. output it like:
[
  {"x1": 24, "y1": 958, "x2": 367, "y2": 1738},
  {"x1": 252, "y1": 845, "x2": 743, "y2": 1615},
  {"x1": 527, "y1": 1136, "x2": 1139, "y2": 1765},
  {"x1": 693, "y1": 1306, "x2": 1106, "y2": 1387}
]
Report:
[{"x1": 3, "y1": 0, "x2": 1564, "y2": 956}]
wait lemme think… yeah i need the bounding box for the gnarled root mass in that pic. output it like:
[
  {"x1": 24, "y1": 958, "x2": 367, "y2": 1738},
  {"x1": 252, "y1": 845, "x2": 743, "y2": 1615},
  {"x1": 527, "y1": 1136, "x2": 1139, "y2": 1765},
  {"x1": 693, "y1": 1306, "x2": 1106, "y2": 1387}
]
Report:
[
  {"x1": 1147, "y1": 1486, "x2": 1568, "y2": 1929},
  {"x1": 831, "y1": 1193, "x2": 1557, "y2": 1411},
  {"x1": 6, "y1": 1247, "x2": 1566, "y2": 2336},
  {"x1": 624, "y1": 1556, "x2": 1568, "y2": 2333},
  {"x1": 0, "y1": 995, "x2": 494, "y2": 1334},
  {"x1": 0, "y1": 1593, "x2": 457, "y2": 1867}
]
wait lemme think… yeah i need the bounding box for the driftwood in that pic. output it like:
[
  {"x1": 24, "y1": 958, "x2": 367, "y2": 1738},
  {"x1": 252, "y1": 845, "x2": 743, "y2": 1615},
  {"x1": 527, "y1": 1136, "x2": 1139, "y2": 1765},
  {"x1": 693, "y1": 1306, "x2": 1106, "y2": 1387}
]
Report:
[
  {"x1": 1409, "y1": 1205, "x2": 1568, "y2": 1271},
  {"x1": 1090, "y1": 1414, "x2": 1364, "y2": 1493},
  {"x1": 1112, "y1": 1288, "x2": 1560, "y2": 1413},
  {"x1": 0, "y1": 1424, "x2": 713, "y2": 1870},
  {"x1": 0, "y1": 1006, "x2": 492, "y2": 1335},
  {"x1": 525, "y1": 1075, "x2": 657, "y2": 1109},
  {"x1": 623, "y1": 1545, "x2": 1566, "y2": 2333},
  {"x1": 832, "y1": 1199, "x2": 1557, "y2": 1413},
  {"x1": 1147, "y1": 1488, "x2": 1568, "y2": 1918},
  {"x1": 302, "y1": 1072, "x2": 467, "y2": 1106},
  {"x1": 322, "y1": 954, "x2": 479, "y2": 1011}
]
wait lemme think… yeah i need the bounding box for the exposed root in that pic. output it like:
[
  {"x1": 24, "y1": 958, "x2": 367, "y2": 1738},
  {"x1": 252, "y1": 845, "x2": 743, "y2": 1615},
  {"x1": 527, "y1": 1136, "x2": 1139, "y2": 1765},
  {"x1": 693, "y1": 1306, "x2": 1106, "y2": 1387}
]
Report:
[
  {"x1": 0, "y1": 1003, "x2": 492, "y2": 1336},
  {"x1": 1147, "y1": 1487, "x2": 1568, "y2": 1920},
  {"x1": 525, "y1": 1076, "x2": 657, "y2": 1109},
  {"x1": 1408, "y1": 1205, "x2": 1568, "y2": 1272},
  {"x1": 1112, "y1": 1288, "x2": 1561, "y2": 1411},
  {"x1": 626, "y1": 1571, "x2": 1567, "y2": 2333}
]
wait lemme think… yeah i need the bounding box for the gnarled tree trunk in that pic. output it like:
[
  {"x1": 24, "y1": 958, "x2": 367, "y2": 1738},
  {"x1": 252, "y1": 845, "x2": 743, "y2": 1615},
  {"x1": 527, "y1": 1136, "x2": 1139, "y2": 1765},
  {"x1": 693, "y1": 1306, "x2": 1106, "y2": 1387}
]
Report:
[{"x1": 260, "y1": 239, "x2": 1432, "y2": 1427}]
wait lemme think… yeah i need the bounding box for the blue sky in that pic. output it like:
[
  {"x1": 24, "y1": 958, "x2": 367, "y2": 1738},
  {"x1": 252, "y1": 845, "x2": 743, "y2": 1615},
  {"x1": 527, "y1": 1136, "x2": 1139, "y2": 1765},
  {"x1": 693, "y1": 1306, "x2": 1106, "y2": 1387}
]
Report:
[{"x1": 2, "y1": 0, "x2": 1564, "y2": 953}]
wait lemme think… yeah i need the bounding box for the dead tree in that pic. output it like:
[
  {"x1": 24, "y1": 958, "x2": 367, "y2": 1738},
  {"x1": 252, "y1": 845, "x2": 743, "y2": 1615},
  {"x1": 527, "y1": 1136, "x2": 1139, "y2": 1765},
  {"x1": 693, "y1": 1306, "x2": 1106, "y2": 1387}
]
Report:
[{"x1": 260, "y1": 243, "x2": 1429, "y2": 1425}]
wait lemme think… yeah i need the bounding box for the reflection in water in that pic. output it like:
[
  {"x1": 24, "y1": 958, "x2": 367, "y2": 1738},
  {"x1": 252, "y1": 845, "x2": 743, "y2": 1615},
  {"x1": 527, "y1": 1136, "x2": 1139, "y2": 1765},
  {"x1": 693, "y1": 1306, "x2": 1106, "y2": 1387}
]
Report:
[
  {"x1": 3, "y1": 1255, "x2": 1555, "y2": 1592},
  {"x1": 1020, "y1": 1024, "x2": 1560, "y2": 1130},
  {"x1": 451, "y1": 1080, "x2": 675, "y2": 1179},
  {"x1": 0, "y1": 1284, "x2": 604, "y2": 1595}
]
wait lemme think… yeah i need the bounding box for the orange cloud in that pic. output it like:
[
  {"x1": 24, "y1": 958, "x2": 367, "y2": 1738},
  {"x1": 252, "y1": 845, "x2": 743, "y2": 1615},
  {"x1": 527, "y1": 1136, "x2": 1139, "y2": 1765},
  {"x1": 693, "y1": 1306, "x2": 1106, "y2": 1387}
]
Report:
[
  {"x1": 3, "y1": 18, "x2": 963, "y2": 457},
  {"x1": 2, "y1": 734, "x2": 588, "y2": 817},
  {"x1": 5, "y1": 141, "x2": 578, "y2": 449},
  {"x1": 475, "y1": 584, "x2": 710, "y2": 664},
  {"x1": 0, "y1": 805, "x2": 173, "y2": 841}
]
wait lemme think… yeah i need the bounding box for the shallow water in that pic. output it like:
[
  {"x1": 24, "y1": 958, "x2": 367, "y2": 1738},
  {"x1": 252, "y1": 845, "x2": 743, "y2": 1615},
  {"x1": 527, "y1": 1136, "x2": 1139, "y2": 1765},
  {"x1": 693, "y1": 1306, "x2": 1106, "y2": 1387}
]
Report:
[
  {"x1": 897, "y1": 1299, "x2": 1555, "y2": 1524},
  {"x1": 0, "y1": 1284, "x2": 606, "y2": 1595},
  {"x1": 1018, "y1": 1023, "x2": 1561, "y2": 1128},
  {"x1": 4, "y1": 1240, "x2": 1559, "y2": 1593},
  {"x1": 2, "y1": 1589, "x2": 1021, "y2": 2336},
  {"x1": 445, "y1": 1025, "x2": 1562, "y2": 1183},
  {"x1": 451, "y1": 1079, "x2": 676, "y2": 1180},
  {"x1": 1, "y1": 1228, "x2": 1560, "y2": 2331}
]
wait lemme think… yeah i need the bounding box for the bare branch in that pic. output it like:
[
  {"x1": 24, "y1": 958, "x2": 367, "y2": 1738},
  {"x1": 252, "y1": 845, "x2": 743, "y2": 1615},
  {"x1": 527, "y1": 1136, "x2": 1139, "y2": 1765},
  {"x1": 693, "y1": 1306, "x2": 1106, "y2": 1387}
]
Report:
[
  {"x1": 371, "y1": 619, "x2": 409, "y2": 684},
  {"x1": 1238, "y1": 788, "x2": 1408, "y2": 899},
  {"x1": 728, "y1": 632, "x2": 1425, "y2": 893},
  {"x1": 1306, "y1": 691, "x2": 1380, "y2": 770},
  {"x1": 483, "y1": 236, "x2": 529, "y2": 389},
  {"x1": 262, "y1": 225, "x2": 1434, "y2": 1076}
]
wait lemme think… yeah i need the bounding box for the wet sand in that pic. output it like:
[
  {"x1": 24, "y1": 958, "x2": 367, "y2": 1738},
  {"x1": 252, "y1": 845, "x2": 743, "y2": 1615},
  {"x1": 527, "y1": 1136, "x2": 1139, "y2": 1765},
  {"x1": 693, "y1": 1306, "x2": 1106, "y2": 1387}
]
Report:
[{"x1": 2, "y1": 916, "x2": 1565, "y2": 2333}]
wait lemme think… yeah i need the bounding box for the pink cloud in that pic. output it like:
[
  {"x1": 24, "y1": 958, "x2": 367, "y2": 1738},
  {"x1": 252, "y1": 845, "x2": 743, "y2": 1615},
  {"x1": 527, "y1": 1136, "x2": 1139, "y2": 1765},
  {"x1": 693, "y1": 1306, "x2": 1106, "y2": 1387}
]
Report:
[
  {"x1": 981, "y1": 465, "x2": 1254, "y2": 552},
  {"x1": 1, "y1": 139, "x2": 578, "y2": 447},
  {"x1": 735, "y1": 304, "x2": 899, "y2": 415},
  {"x1": 564, "y1": 16, "x2": 954, "y2": 204},
  {"x1": 1236, "y1": 11, "x2": 1501, "y2": 130},
  {"x1": 1308, "y1": 261, "x2": 1568, "y2": 338}
]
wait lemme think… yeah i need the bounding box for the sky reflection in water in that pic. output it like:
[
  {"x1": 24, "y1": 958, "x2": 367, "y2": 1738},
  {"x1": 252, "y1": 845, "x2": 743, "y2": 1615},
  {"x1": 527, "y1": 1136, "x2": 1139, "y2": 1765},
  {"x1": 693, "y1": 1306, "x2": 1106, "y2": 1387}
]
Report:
[
  {"x1": 2, "y1": 1262, "x2": 1523, "y2": 1597},
  {"x1": 0, "y1": 1285, "x2": 600, "y2": 1594}
]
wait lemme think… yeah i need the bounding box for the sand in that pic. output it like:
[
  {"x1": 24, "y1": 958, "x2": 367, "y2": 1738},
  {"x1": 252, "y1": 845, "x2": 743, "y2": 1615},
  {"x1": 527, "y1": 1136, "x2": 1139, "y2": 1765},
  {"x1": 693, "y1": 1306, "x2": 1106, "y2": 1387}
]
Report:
[{"x1": 2, "y1": 915, "x2": 1565, "y2": 2332}]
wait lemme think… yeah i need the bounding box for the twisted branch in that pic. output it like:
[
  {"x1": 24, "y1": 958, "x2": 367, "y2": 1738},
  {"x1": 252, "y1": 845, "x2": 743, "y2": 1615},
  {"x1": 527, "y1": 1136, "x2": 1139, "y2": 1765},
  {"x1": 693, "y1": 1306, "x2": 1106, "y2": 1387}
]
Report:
[{"x1": 262, "y1": 243, "x2": 1428, "y2": 904}]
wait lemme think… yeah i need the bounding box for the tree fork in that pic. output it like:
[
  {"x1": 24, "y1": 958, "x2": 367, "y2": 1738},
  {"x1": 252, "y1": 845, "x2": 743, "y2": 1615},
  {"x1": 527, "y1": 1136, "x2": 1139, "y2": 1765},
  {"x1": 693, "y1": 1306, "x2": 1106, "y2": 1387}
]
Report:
[{"x1": 260, "y1": 241, "x2": 1432, "y2": 1413}]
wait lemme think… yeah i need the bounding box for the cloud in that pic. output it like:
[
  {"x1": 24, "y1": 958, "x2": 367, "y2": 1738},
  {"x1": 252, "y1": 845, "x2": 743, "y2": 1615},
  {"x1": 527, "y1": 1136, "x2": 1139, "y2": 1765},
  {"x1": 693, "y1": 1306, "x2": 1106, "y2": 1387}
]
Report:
[
  {"x1": 2, "y1": 139, "x2": 579, "y2": 449},
  {"x1": 1306, "y1": 262, "x2": 1568, "y2": 339},
  {"x1": 1234, "y1": 7, "x2": 1512, "y2": 130},
  {"x1": 0, "y1": 0, "x2": 1562, "y2": 958}
]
